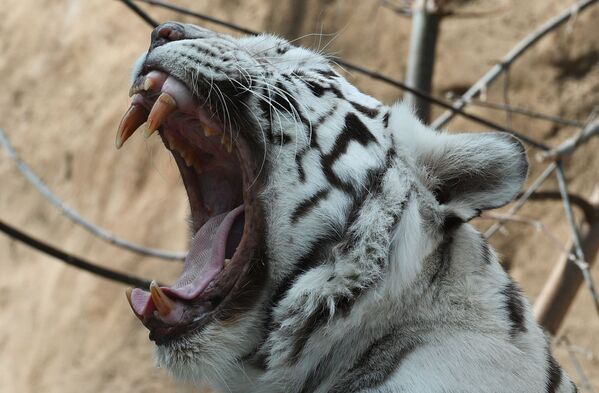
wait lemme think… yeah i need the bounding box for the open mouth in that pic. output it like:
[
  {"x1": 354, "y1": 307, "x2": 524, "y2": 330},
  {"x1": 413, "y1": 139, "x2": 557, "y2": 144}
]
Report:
[{"x1": 117, "y1": 70, "x2": 262, "y2": 345}]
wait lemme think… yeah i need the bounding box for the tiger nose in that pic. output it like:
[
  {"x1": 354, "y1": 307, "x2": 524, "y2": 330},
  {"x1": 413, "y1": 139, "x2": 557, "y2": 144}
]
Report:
[{"x1": 150, "y1": 22, "x2": 185, "y2": 50}]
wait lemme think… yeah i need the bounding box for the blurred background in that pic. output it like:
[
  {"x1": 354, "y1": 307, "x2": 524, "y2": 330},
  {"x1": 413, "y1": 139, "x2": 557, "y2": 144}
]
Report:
[{"x1": 0, "y1": 0, "x2": 597, "y2": 392}]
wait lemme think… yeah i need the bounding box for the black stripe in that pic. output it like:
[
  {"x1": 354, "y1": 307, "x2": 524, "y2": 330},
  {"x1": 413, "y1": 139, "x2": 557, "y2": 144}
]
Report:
[
  {"x1": 321, "y1": 162, "x2": 354, "y2": 194},
  {"x1": 429, "y1": 235, "x2": 454, "y2": 285},
  {"x1": 291, "y1": 188, "x2": 330, "y2": 223},
  {"x1": 440, "y1": 213, "x2": 464, "y2": 233},
  {"x1": 339, "y1": 155, "x2": 406, "y2": 254},
  {"x1": 268, "y1": 131, "x2": 292, "y2": 145},
  {"x1": 316, "y1": 69, "x2": 339, "y2": 78},
  {"x1": 269, "y1": 230, "x2": 343, "y2": 329},
  {"x1": 295, "y1": 104, "x2": 337, "y2": 182},
  {"x1": 546, "y1": 348, "x2": 562, "y2": 393},
  {"x1": 480, "y1": 235, "x2": 492, "y2": 265},
  {"x1": 289, "y1": 183, "x2": 412, "y2": 362},
  {"x1": 289, "y1": 302, "x2": 329, "y2": 362},
  {"x1": 273, "y1": 82, "x2": 309, "y2": 126},
  {"x1": 276, "y1": 44, "x2": 290, "y2": 54},
  {"x1": 303, "y1": 79, "x2": 326, "y2": 97},
  {"x1": 320, "y1": 112, "x2": 377, "y2": 191},
  {"x1": 502, "y1": 280, "x2": 527, "y2": 338},
  {"x1": 350, "y1": 101, "x2": 379, "y2": 118},
  {"x1": 295, "y1": 148, "x2": 308, "y2": 182},
  {"x1": 382, "y1": 110, "x2": 390, "y2": 128},
  {"x1": 288, "y1": 284, "x2": 366, "y2": 364},
  {"x1": 330, "y1": 331, "x2": 420, "y2": 393}
]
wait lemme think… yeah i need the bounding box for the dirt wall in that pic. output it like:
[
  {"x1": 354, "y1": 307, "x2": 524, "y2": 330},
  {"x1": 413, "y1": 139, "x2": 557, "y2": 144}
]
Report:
[{"x1": 0, "y1": 1, "x2": 597, "y2": 391}]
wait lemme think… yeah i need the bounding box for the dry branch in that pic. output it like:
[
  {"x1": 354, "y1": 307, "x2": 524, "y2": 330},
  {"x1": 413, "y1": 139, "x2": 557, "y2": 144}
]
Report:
[
  {"x1": 538, "y1": 118, "x2": 599, "y2": 162},
  {"x1": 0, "y1": 128, "x2": 186, "y2": 261},
  {"x1": 404, "y1": 0, "x2": 441, "y2": 121},
  {"x1": 431, "y1": 0, "x2": 599, "y2": 129},
  {"x1": 485, "y1": 163, "x2": 557, "y2": 238},
  {"x1": 534, "y1": 181, "x2": 599, "y2": 334}
]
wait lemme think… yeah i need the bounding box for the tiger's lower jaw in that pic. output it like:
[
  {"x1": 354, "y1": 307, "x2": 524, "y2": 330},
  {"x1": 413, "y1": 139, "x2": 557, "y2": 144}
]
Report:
[{"x1": 153, "y1": 306, "x2": 268, "y2": 389}]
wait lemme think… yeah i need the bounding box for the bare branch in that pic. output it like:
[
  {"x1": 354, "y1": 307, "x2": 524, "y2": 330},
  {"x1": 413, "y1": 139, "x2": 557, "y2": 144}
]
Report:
[
  {"x1": 534, "y1": 181, "x2": 599, "y2": 334},
  {"x1": 485, "y1": 163, "x2": 557, "y2": 238},
  {"x1": 522, "y1": 191, "x2": 596, "y2": 223},
  {"x1": 0, "y1": 128, "x2": 186, "y2": 261},
  {"x1": 556, "y1": 335, "x2": 597, "y2": 393},
  {"x1": 468, "y1": 99, "x2": 585, "y2": 128},
  {"x1": 0, "y1": 219, "x2": 155, "y2": 288},
  {"x1": 432, "y1": 0, "x2": 599, "y2": 129},
  {"x1": 539, "y1": 118, "x2": 599, "y2": 162},
  {"x1": 480, "y1": 212, "x2": 584, "y2": 265},
  {"x1": 556, "y1": 165, "x2": 599, "y2": 311}
]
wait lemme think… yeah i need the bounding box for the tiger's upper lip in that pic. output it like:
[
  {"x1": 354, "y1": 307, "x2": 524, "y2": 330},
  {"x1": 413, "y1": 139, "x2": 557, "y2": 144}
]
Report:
[{"x1": 117, "y1": 69, "x2": 264, "y2": 345}]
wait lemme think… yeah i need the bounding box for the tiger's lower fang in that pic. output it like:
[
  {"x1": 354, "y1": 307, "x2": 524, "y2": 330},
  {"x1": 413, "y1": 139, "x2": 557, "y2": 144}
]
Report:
[{"x1": 150, "y1": 280, "x2": 175, "y2": 316}]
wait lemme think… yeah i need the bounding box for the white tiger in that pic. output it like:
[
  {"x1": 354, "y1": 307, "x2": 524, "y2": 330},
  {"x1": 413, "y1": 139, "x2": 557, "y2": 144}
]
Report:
[{"x1": 117, "y1": 22, "x2": 577, "y2": 393}]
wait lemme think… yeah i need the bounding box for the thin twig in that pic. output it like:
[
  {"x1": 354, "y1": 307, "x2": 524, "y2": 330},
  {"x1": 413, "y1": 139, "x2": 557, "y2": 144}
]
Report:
[
  {"x1": 0, "y1": 128, "x2": 186, "y2": 261},
  {"x1": 0, "y1": 220, "x2": 154, "y2": 288},
  {"x1": 119, "y1": 0, "x2": 158, "y2": 27},
  {"x1": 136, "y1": 0, "x2": 255, "y2": 34},
  {"x1": 539, "y1": 117, "x2": 599, "y2": 162},
  {"x1": 555, "y1": 162, "x2": 599, "y2": 314},
  {"x1": 485, "y1": 163, "x2": 557, "y2": 238},
  {"x1": 522, "y1": 190, "x2": 596, "y2": 223},
  {"x1": 432, "y1": 0, "x2": 599, "y2": 129},
  {"x1": 557, "y1": 335, "x2": 596, "y2": 393},
  {"x1": 468, "y1": 100, "x2": 585, "y2": 128},
  {"x1": 480, "y1": 212, "x2": 584, "y2": 265}
]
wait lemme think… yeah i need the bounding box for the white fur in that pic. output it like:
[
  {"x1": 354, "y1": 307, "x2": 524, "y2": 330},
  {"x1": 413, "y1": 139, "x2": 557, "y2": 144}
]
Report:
[{"x1": 130, "y1": 22, "x2": 574, "y2": 393}]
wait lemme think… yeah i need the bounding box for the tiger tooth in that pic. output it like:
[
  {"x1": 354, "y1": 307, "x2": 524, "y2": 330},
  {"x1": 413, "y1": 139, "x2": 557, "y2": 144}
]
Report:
[
  {"x1": 116, "y1": 104, "x2": 149, "y2": 149},
  {"x1": 203, "y1": 125, "x2": 220, "y2": 137},
  {"x1": 224, "y1": 258, "x2": 231, "y2": 266},
  {"x1": 145, "y1": 92, "x2": 177, "y2": 138},
  {"x1": 143, "y1": 77, "x2": 154, "y2": 91},
  {"x1": 221, "y1": 135, "x2": 233, "y2": 153},
  {"x1": 182, "y1": 151, "x2": 194, "y2": 167},
  {"x1": 150, "y1": 280, "x2": 175, "y2": 316}
]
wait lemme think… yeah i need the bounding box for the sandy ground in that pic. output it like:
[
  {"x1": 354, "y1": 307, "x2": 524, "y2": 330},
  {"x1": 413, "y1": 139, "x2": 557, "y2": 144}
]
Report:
[{"x1": 0, "y1": 0, "x2": 597, "y2": 392}]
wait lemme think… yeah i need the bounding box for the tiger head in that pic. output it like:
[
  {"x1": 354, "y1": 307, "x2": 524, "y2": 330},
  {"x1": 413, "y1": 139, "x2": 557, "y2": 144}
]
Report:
[{"x1": 119, "y1": 22, "x2": 527, "y2": 389}]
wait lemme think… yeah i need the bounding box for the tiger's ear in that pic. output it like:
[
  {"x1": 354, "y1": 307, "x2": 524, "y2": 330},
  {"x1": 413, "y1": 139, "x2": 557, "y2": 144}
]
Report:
[
  {"x1": 416, "y1": 130, "x2": 528, "y2": 221},
  {"x1": 391, "y1": 106, "x2": 528, "y2": 221}
]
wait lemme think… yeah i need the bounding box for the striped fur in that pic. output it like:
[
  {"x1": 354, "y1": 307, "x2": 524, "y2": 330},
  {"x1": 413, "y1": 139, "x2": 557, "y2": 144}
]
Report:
[{"x1": 134, "y1": 22, "x2": 576, "y2": 392}]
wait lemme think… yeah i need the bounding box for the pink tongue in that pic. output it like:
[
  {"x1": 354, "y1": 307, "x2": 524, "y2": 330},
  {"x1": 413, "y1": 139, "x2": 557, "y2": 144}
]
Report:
[{"x1": 130, "y1": 205, "x2": 244, "y2": 317}]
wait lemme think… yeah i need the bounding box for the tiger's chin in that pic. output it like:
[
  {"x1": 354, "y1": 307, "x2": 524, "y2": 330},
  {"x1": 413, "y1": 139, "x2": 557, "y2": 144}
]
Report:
[
  {"x1": 117, "y1": 69, "x2": 267, "y2": 356},
  {"x1": 154, "y1": 311, "x2": 266, "y2": 387}
]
